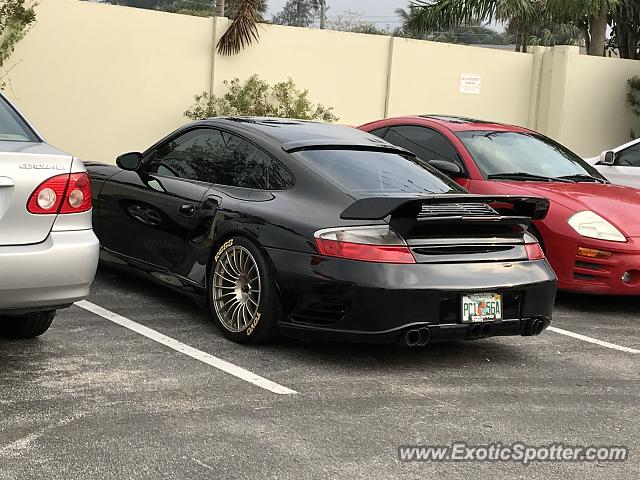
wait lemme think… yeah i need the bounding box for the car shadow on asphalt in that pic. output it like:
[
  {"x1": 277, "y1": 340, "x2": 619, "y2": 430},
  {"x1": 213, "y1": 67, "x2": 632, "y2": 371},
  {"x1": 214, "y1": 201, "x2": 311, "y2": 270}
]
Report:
[
  {"x1": 91, "y1": 268, "x2": 557, "y2": 369},
  {"x1": 555, "y1": 291, "x2": 640, "y2": 313}
]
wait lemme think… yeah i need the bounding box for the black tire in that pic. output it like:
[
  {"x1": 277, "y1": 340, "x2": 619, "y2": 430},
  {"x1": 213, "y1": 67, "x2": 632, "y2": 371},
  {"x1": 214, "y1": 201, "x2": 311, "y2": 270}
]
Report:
[
  {"x1": 0, "y1": 310, "x2": 55, "y2": 339},
  {"x1": 208, "y1": 236, "x2": 281, "y2": 344}
]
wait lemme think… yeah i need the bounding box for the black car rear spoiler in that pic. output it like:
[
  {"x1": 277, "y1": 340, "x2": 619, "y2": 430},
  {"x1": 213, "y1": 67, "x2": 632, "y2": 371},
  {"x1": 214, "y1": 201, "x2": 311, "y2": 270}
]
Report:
[{"x1": 340, "y1": 195, "x2": 549, "y2": 222}]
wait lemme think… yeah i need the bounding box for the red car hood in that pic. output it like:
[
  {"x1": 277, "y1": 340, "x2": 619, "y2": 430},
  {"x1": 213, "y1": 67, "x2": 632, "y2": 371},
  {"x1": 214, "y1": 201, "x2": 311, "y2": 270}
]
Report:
[{"x1": 490, "y1": 181, "x2": 640, "y2": 237}]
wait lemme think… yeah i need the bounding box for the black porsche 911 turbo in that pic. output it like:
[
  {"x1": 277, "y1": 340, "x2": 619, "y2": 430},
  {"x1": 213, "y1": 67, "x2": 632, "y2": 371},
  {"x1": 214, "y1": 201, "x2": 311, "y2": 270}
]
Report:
[{"x1": 87, "y1": 117, "x2": 557, "y2": 346}]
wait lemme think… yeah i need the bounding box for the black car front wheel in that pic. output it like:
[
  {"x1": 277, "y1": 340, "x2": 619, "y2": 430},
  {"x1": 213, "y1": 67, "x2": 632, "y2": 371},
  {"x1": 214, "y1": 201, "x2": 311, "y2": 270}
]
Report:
[
  {"x1": 0, "y1": 310, "x2": 55, "y2": 339},
  {"x1": 209, "y1": 237, "x2": 281, "y2": 344}
]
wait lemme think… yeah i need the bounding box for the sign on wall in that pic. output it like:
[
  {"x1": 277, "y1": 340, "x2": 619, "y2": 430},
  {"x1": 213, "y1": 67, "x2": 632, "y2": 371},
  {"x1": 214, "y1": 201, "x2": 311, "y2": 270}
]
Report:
[{"x1": 460, "y1": 74, "x2": 482, "y2": 94}]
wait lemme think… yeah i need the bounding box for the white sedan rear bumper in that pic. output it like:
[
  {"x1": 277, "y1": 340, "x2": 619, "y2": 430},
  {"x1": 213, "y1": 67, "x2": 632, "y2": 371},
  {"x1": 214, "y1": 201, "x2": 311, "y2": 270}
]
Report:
[{"x1": 0, "y1": 229, "x2": 99, "y2": 312}]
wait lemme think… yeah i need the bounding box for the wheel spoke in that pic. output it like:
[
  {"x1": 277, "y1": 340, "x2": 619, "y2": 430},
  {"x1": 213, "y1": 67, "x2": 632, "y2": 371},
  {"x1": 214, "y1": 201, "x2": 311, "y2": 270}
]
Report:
[
  {"x1": 242, "y1": 252, "x2": 252, "y2": 272},
  {"x1": 220, "y1": 298, "x2": 236, "y2": 311},
  {"x1": 214, "y1": 271, "x2": 236, "y2": 283},
  {"x1": 220, "y1": 261, "x2": 239, "y2": 281},
  {"x1": 234, "y1": 302, "x2": 244, "y2": 329},
  {"x1": 232, "y1": 249, "x2": 242, "y2": 276},
  {"x1": 226, "y1": 301, "x2": 241, "y2": 326},
  {"x1": 241, "y1": 304, "x2": 249, "y2": 327}
]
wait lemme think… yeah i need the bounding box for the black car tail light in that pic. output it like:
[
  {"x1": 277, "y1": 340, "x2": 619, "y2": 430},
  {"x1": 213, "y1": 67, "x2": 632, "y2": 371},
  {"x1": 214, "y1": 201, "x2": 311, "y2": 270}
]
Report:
[
  {"x1": 525, "y1": 240, "x2": 545, "y2": 261},
  {"x1": 314, "y1": 226, "x2": 416, "y2": 264}
]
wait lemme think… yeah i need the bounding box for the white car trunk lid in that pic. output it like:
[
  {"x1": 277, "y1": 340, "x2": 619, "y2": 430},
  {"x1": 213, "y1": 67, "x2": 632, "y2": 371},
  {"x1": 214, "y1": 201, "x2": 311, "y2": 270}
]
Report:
[{"x1": 0, "y1": 143, "x2": 73, "y2": 245}]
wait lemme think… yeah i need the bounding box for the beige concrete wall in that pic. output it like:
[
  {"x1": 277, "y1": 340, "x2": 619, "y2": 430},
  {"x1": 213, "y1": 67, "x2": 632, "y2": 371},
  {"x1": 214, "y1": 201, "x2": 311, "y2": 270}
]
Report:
[
  {"x1": 388, "y1": 37, "x2": 535, "y2": 128},
  {"x1": 559, "y1": 48, "x2": 640, "y2": 157},
  {"x1": 4, "y1": 0, "x2": 640, "y2": 163},
  {"x1": 212, "y1": 18, "x2": 390, "y2": 126},
  {"x1": 6, "y1": 0, "x2": 213, "y2": 163}
]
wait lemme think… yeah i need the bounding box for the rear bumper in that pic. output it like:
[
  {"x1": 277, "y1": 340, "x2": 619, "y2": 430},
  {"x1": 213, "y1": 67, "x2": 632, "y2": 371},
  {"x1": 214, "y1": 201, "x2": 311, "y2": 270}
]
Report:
[
  {"x1": 0, "y1": 229, "x2": 99, "y2": 312},
  {"x1": 266, "y1": 248, "x2": 557, "y2": 344}
]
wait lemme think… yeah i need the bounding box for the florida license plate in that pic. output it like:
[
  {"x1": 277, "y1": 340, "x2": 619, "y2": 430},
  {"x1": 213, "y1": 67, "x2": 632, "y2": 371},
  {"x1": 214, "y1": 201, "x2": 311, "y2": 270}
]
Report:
[{"x1": 461, "y1": 293, "x2": 502, "y2": 323}]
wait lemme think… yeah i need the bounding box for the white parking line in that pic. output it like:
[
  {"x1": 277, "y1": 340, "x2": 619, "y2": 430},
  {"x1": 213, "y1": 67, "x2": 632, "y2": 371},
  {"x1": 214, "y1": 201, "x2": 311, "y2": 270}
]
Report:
[
  {"x1": 548, "y1": 326, "x2": 640, "y2": 354},
  {"x1": 75, "y1": 300, "x2": 298, "y2": 395}
]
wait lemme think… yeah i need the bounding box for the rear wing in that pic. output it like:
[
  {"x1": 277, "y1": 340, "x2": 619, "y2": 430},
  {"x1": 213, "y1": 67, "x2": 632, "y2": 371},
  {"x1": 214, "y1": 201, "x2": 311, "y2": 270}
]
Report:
[{"x1": 341, "y1": 194, "x2": 549, "y2": 223}]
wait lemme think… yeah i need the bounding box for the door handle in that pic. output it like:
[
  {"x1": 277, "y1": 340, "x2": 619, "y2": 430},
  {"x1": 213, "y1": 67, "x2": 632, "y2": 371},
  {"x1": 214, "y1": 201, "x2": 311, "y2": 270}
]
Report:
[
  {"x1": 0, "y1": 177, "x2": 14, "y2": 187},
  {"x1": 179, "y1": 204, "x2": 196, "y2": 215}
]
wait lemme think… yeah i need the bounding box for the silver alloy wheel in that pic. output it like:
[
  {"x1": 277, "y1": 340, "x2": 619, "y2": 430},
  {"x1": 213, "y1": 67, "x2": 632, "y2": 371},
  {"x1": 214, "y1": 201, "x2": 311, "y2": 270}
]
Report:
[{"x1": 212, "y1": 245, "x2": 261, "y2": 333}]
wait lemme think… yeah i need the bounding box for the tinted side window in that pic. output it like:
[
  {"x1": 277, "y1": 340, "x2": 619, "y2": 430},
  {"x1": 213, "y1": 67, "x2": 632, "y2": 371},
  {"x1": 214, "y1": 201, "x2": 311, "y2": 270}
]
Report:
[
  {"x1": 385, "y1": 126, "x2": 461, "y2": 166},
  {"x1": 218, "y1": 132, "x2": 294, "y2": 190},
  {"x1": 146, "y1": 129, "x2": 293, "y2": 189},
  {"x1": 147, "y1": 129, "x2": 226, "y2": 182},
  {"x1": 616, "y1": 144, "x2": 640, "y2": 167}
]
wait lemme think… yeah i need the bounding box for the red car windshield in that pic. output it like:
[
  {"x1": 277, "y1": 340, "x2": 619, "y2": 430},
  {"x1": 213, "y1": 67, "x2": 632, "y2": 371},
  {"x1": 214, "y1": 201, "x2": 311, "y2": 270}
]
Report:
[{"x1": 457, "y1": 131, "x2": 606, "y2": 182}]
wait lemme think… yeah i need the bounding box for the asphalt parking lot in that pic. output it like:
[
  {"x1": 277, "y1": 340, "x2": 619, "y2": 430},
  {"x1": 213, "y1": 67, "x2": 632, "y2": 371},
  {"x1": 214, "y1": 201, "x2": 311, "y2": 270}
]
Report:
[{"x1": 1, "y1": 269, "x2": 639, "y2": 480}]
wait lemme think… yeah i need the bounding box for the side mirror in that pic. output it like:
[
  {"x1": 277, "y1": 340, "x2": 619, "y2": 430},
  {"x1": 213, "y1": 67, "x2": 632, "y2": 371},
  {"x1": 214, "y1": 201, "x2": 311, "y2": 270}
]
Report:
[
  {"x1": 116, "y1": 152, "x2": 143, "y2": 171},
  {"x1": 600, "y1": 151, "x2": 615, "y2": 165},
  {"x1": 428, "y1": 159, "x2": 463, "y2": 178}
]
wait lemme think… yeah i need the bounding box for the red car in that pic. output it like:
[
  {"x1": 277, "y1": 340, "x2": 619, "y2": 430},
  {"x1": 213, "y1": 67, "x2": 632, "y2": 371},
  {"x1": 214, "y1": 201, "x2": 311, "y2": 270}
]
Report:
[{"x1": 359, "y1": 115, "x2": 640, "y2": 295}]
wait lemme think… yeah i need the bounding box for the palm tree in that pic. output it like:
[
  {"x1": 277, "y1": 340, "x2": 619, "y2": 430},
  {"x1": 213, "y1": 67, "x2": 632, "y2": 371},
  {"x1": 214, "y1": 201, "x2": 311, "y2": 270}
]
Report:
[
  {"x1": 218, "y1": 0, "x2": 328, "y2": 55},
  {"x1": 405, "y1": 0, "x2": 541, "y2": 52},
  {"x1": 547, "y1": 0, "x2": 617, "y2": 56},
  {"x1": 608, "y1": 0, "x2": 640, "y2": 59},
  {"x1": 405, "y1": 0, "x2": 618, "y2": 56}
]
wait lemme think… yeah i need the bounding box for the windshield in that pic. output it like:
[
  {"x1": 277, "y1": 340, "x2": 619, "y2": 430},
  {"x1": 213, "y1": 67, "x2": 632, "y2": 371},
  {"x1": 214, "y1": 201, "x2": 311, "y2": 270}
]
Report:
[
  {"x1": 293, "y1": 148, "x2": 464, "y2": 196},
  {"x1": 456, "y1": 131, "x2": 606, "y2": 181},
  {"x1": 0, "y1": 96, "x2": 38, "y2": 142}
]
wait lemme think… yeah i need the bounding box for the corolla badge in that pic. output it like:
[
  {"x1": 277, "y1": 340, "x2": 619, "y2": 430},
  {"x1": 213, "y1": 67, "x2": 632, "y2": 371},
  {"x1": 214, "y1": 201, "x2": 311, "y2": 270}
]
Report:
[{"x1": 19, "y1": 163, "x2": 67, "y2": 170}]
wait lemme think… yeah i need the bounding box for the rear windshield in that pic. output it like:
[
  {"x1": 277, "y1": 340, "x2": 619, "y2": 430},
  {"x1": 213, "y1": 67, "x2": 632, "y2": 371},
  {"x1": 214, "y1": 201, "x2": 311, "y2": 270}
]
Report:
[
  {"x1": 293, "y1": 149, "x2": 464, "y2": 195},
  {"x1": 0, "y1": 96, "x2": 37, "y2": 142}
]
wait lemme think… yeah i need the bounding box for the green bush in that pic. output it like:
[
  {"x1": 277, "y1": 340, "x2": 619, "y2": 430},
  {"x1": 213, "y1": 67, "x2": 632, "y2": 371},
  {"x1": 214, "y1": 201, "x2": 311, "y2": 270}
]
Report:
[
  {"x1": 0, "y1": 0, "x2": 36, "y2": 87},
  {"x1": 184, "y1": 75, "x2": 338, "y2": 123}
]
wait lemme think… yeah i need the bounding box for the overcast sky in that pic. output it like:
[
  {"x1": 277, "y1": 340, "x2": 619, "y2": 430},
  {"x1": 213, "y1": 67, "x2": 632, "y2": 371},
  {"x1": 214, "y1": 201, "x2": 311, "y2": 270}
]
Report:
[{"x1": 267, "y1": 0, "x2": 408, "y2": 27}]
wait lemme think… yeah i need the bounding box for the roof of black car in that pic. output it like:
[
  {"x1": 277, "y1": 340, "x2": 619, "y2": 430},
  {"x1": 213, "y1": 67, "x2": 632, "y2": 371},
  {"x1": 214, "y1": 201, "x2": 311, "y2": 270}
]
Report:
[{"x1": 200, "y1": 117, "x2": 402, "y2": 152}]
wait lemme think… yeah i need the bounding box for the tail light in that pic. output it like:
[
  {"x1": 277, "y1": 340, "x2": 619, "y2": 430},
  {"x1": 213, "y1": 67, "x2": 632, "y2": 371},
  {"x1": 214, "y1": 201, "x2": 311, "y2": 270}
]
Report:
[
  {"x1": 27, "y1": 172, "x2": 92, "y2": 215},
  {"x1": 525, "y1": 240, "x2": 545, "y2": 261},
  {"x1": 314, "y1": 226, "x2": 416, "y2": 264}
]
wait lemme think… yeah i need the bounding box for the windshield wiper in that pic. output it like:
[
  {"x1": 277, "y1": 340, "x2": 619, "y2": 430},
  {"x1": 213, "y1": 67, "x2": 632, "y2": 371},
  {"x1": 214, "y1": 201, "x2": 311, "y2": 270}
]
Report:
[
  {"x1": 556, "y1": 174, "x2": 607, "y2": 184},
  {"x1": 488, "y1": 172, "x2": 574, "y2": 183}
]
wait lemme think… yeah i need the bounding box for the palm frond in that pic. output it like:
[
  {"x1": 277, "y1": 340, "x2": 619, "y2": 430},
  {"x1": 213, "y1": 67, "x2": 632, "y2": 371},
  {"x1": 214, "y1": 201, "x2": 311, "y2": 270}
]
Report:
[
  {"x1": 217, "y1": 0, "x2": 261, "y2": 56},
  {"x1": 546, "y1": 0, "x2": 619, "y2": 21},
  {"x1": 406, "y1": 0, "x2": 536, "y2": 33}
]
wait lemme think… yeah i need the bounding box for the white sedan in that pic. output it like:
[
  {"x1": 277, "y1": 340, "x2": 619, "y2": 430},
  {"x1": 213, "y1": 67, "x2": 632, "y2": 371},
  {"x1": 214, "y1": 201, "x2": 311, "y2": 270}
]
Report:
[
  {"x1": 585, "y1": 138, "x2": 640, "y2": 188},
  {"x1": 0, "y1": 93, "x2": 99, "y2": 338}
]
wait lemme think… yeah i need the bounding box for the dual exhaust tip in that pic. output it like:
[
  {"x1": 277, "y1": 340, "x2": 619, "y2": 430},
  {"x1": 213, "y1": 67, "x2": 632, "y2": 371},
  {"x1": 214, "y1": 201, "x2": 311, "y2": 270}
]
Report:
[
  {"x1": 402, "y1": 327, "x2": 431, "y2": 347},
  {"x1": 523, "y1": 318, "x2": 546, "y2": 336},
  {"x1": 470, "y1": 323, "x2": 493, "y2": 337}
]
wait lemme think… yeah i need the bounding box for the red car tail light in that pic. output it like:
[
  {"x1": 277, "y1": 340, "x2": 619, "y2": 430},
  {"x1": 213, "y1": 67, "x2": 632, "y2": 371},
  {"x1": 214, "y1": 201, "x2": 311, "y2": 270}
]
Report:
[
  {"x1": 525, "y1": 241, "x2": 545, "y2": 261},
  {"x1": 27, "y1": 172, "x2": 92, "y2": 215},
  {"x1": 314, "y1": 226, "x2": 416, "y2": 264}
]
